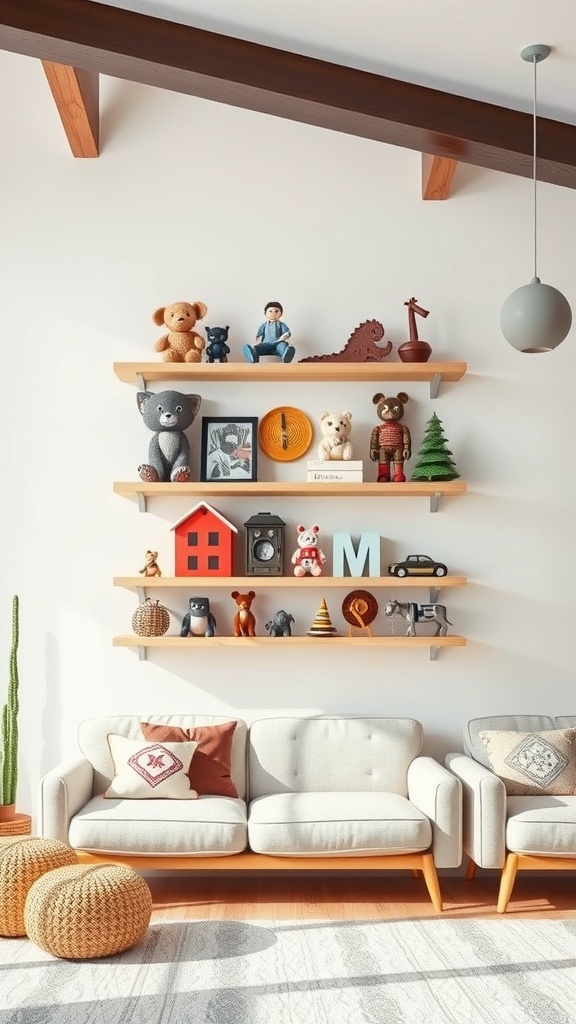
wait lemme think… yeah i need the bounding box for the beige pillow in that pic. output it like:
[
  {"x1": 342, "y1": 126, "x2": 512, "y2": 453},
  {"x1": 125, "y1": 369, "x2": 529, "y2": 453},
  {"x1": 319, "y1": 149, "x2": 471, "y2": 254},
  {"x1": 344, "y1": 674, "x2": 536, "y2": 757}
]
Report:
[
  {"x1": 104, "y1": 734, "x2": 199, "y2": 799},
  {"x1": 478, "y1": 728, "x2": 576, "y2": 796}
]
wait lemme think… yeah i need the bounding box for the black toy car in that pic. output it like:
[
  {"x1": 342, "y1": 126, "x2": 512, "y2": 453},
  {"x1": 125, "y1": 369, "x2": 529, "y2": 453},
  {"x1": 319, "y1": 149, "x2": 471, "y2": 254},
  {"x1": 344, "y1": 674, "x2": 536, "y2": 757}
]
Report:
[{"x1": 388, "y1": 554, "x2": 447, "y2": 578}]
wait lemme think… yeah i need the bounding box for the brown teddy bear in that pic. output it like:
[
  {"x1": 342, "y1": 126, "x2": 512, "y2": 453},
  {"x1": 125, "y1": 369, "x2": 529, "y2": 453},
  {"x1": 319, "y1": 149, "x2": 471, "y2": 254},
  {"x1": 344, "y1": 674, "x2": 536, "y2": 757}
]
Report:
[
  {"x1": 231, "y1": 590, "x2": 256, "y2": 637},
  {"x1": 153, "y1": 301, "x2": 208, "y2": 363},
  {"x1": 139, "y1": 550, "x2": 162, "y2": 577}
]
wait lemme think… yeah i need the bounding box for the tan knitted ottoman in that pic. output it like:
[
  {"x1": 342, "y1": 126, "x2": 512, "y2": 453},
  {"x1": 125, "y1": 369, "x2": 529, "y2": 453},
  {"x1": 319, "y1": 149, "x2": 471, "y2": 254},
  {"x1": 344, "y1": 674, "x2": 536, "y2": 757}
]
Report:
[
  {"x1": 0, "y1": 836, "x2": 78, "y2": 937},
  {"x1": 24, "y1": 863, "x2": 152, "y2": 959}
]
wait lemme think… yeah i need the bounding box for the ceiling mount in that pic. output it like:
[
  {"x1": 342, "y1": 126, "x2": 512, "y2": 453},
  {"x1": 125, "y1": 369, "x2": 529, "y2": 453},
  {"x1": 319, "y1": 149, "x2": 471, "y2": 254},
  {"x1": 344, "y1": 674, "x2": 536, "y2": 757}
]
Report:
[{"x1": 520, "y1": 44, "x2": 550, "y2": 64}]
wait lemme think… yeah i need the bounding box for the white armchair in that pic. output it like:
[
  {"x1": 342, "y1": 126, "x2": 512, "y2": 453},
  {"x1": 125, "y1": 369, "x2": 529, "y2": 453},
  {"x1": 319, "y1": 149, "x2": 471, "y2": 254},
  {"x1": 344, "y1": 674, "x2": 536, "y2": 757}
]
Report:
[{"x1": 446, "y1": 714, "x2": 576, "y2": 912}]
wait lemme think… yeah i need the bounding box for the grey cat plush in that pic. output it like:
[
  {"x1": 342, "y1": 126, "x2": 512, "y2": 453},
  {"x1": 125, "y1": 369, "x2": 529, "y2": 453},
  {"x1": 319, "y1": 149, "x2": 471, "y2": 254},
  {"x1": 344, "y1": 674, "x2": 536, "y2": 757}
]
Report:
[
  {"x1": 180, "y1": 597, "x2": 217, "y2": 637},
  {"x1": 137, "y1": 390, "x2": 201, "y2": 482}
]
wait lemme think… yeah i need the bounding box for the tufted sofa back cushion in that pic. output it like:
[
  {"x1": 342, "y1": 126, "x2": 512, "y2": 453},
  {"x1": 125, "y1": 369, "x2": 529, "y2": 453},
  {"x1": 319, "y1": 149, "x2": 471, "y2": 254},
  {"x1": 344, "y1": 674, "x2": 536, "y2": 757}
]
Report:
[
  {"x1": 464, "y1": 715, "x2": 576, "y2": 769},
  {"x1": 78, "y1": 715, "x2": 248, "y2": 798},
  {"x1": 248, "y1": 716, "x2": 423, "y2": 799}
]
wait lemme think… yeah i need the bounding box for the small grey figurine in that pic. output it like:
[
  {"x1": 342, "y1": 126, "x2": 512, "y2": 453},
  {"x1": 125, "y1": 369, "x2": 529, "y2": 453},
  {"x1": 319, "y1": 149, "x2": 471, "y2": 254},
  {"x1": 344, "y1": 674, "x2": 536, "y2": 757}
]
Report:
[
  {"x1": 265, "y1": 610, "x2": 295, "y2": 637},
  {"x1": 180, "y1": 597, "x2": 217, "y2": 638}
]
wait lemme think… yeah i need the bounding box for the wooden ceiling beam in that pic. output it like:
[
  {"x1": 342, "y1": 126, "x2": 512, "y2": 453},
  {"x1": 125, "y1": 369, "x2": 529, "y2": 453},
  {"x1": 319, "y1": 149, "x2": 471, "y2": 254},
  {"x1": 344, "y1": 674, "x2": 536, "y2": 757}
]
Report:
[
  {"x1": 2, "y1": 0, "x2": 576, "y2": 187},
  {"x1": 422, "y1": 155, "x2": 459, "y2": 200},
  {"x1": 41, "y1": 61, "x2": 99, "y2": 156}
]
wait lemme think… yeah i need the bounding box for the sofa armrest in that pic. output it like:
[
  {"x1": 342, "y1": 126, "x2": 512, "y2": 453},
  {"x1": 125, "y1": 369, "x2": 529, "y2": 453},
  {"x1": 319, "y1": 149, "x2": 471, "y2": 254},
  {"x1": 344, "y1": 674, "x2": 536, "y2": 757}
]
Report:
[
  {"x1": 38, "y1": 757, "x2": 94, "y2": 844},
  {"x1": 445, "y1": 752, "x2": 506, "y2": 869},
  {"x1": 407, "y1": 756, "x2": 462, "y2": 868}
]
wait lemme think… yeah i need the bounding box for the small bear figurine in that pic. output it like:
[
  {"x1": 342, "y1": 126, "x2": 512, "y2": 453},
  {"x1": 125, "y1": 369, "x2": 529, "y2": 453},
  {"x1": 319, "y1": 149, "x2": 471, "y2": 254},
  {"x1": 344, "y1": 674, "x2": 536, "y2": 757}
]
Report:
[
  {"x1": 369, "y1": 392, "x2": 411, "y2": 482},
  {"x1": 153, "y1": 301, "x2": 207, "y2": 363},
  {"x1": 231, "y1": 590, "x2": 256, "y2": 637},
  {"x1": 317, "y1": 411, "x2": 353, "y2": 461},
  {"x1": 265, "y1": 610, "x2": 295, "y2": 637},
  {"x1": 137, "y1": 389, "x2": 201, "y2": 482},
  {"x1": 291, "y1": 525, "x2": 327, "y2": 577},
  {"x1": 180, "y1": 597, "x2": 216, "y2": 637},
  {"x1": 139, "y1": 550, "x2": 162, "y2": 577},
  {"x1": 204, "y1": 326, "x2": 231, "y2": 363}
]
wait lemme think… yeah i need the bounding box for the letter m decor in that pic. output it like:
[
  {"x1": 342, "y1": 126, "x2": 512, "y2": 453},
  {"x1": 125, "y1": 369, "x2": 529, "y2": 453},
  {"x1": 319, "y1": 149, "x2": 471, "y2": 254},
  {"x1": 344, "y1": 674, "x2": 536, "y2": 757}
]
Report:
[{"x1": 332, "y1": 533, "x2": 381, "y2": 577}]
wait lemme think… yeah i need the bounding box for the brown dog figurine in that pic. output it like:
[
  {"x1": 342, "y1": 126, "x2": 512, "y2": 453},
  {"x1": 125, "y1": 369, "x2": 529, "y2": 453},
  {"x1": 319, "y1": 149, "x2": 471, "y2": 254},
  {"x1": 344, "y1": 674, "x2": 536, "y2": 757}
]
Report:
[{"x1": 231, "y1": 590, "x2": 256, "y2": 637}]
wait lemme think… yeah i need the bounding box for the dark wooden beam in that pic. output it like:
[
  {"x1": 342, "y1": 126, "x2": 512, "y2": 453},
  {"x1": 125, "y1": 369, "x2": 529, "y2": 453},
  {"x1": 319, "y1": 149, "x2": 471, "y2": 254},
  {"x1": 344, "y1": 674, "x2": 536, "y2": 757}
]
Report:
[
  {"x1": 42, "y1": 61, "x2": 99, "y2": 156},
  {"x1": 1, "y1": 0, "x2": 576, "y2": 187},
  {"x1": 422, "y1": 155, "x2": 459, "y2": 200}
]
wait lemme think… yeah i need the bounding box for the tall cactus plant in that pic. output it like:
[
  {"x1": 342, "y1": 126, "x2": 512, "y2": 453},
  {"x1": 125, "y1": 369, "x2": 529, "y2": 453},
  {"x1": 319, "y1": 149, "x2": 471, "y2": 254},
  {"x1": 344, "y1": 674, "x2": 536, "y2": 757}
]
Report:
[{"x1": 0, "y1": 596, "x2": 19, "y2": 808}]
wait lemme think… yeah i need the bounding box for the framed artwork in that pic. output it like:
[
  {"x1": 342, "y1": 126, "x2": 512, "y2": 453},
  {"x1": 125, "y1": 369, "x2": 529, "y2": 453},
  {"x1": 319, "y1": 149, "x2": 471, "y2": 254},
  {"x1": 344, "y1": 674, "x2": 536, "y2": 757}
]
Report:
[{"x1": 200, "y1": 417, "x2": 258, "y2": 482}]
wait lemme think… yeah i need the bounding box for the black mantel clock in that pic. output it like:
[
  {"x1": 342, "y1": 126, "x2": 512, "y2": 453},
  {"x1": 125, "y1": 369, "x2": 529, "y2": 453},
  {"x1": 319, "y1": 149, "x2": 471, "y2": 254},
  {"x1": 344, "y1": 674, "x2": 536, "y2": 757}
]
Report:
[{"x1": 244, "y1": 511, "x2": 286, "y2": 576}]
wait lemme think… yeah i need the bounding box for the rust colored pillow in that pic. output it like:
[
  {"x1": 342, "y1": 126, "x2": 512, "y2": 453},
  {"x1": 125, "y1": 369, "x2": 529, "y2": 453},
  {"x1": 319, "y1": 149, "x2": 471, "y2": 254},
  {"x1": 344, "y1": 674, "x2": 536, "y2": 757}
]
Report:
[{"x1": 140, "y1": 721, "x2": 238, "y2": 797}]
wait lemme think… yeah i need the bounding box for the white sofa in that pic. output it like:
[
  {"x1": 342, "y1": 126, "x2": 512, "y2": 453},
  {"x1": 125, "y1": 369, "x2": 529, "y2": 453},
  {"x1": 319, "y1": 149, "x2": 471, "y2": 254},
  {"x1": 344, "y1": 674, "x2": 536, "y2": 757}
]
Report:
[
  {"x1": 446, "y1": 714, "x2": 576, "y2": 912},
  {"x1": 39, "y1": 714, "x2": 462, "y2": 911}
]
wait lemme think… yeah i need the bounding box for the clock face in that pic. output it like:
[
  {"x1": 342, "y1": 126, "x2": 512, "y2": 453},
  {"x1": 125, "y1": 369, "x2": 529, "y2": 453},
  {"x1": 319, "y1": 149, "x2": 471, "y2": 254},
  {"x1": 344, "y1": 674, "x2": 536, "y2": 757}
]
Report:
[
  {"x1": 246, "y1": 523, "x2": 283, "y2": 575},
  {"x1": 254, "y1": 538, "x2": 275, "y2": 561}
]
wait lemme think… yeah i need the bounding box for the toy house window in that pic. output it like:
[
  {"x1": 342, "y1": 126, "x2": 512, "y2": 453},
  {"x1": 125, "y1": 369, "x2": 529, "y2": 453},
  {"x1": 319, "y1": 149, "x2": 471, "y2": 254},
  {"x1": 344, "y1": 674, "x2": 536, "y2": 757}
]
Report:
[
  {"x1": 187, "y1": 532, "x2": 198, "y2": 546},
  {"x1": 208, "y1": 532, "x2": 219, "y2": 546},
  {"x1": 187, "y1": 556, "x2": 198, "y2": 571},
  {"x1": 208, "y1": 555, "x2": 219, "y2": 570}
]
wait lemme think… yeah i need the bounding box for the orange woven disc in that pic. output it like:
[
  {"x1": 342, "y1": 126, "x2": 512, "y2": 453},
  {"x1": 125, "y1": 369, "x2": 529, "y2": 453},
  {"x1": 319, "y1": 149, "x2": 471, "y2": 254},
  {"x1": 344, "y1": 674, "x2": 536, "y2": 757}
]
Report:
[{"x1": 259, "y1": 406, "x2": 313, "y2": 462}]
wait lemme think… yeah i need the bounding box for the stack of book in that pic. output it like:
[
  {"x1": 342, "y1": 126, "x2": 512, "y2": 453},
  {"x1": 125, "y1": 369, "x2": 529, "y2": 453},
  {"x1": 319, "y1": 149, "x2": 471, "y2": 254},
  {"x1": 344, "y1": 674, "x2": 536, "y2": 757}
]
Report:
[{"x1": 306, "y1": 460, "x2": 364, "y2": 482}]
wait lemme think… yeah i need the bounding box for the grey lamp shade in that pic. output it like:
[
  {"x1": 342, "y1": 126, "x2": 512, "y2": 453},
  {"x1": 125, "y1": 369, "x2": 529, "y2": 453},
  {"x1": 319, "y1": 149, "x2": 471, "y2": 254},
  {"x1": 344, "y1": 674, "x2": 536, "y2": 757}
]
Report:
[{"x1": 501, "y1": 276, "x2": 572, "y2": 353}]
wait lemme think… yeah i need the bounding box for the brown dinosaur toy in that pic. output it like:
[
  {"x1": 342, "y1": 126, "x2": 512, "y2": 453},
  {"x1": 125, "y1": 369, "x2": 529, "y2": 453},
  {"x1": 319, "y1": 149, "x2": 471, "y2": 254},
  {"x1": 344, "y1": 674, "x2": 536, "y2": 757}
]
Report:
[{"x1": 299, "y1": 319, "x2": 392, "y2": 363}]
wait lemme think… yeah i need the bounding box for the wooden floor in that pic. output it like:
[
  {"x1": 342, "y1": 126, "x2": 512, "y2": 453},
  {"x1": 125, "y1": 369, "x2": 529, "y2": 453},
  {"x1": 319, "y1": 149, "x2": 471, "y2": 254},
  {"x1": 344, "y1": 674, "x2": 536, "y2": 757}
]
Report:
[{"x1": 147, "y1": 872, "x2": 576, "y2": 922}]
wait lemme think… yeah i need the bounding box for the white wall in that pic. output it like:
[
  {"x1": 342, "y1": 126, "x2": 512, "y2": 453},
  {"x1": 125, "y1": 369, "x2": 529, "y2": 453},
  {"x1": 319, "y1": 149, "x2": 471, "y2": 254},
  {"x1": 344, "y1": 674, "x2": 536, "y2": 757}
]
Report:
[{"x1": 3, "y1": 52, "x2": 576, "y2": 820}]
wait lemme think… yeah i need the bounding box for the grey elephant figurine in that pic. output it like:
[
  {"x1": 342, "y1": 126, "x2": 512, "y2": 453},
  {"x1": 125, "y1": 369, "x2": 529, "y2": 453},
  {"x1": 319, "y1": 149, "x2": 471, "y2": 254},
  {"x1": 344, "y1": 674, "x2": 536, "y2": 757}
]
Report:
[{"x1": 265, "y1": 610, "x2": 295, "y2": 637}]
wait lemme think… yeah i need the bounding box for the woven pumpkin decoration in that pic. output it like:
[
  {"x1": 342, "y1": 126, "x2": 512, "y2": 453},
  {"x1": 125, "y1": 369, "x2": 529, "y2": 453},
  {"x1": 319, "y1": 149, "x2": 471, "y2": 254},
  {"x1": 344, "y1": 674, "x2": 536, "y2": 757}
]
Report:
[{"x1": 132, "y1": 598, "x2": 170, "y2": 637}]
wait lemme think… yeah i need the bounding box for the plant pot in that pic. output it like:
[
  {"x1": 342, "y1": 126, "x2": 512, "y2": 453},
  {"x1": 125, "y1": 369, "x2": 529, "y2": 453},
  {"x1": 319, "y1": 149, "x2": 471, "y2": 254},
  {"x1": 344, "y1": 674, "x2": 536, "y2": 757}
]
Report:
[
  {"x1": 398, "y1": 340, "x2": 432, "y2": 363},
  {"x1": 0, "y1": 803, "x2": 16, "y2": 822}
]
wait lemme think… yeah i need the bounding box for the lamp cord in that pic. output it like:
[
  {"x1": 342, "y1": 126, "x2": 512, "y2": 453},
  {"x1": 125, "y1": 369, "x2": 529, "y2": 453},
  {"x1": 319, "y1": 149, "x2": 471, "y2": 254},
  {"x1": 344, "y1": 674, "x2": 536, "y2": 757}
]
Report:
[{"x1": 532, "y1": 54, "x2": 538, "y2": 280}]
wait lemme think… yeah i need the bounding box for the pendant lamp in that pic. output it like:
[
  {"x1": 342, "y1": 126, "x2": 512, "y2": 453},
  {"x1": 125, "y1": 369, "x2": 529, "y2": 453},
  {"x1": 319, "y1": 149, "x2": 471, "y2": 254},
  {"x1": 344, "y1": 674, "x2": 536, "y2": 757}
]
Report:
[{"x1": 500, "y1": 44, "x2": 572, "y2": 353}]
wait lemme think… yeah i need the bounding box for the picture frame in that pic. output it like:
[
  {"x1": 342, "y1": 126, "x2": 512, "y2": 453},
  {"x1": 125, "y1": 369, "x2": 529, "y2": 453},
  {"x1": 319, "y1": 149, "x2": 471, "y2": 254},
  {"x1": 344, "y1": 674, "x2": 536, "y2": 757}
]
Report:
[{"x1": 200, "y1": 416, "x2": 258, "y2": 482}]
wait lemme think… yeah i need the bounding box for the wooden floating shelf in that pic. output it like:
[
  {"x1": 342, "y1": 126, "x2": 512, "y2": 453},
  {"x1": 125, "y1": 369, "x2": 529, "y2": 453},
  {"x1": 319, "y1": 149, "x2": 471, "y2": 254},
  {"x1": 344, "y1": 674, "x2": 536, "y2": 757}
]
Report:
[
  {"x1": 114, "y1": 635, "x2": 466, "y2": 647},
  {"x1": 114, "y1": 635, "x2": 467, "y2": 658},
  {"x1": 114, "y1": 360, "x2": 467, "y2": 390},
  {"x1": 114, "y1": 575, "x2": 467, "y2": 591},
  {"x1": 114, "y1": 480, "x2": 467, "y2": 511}
]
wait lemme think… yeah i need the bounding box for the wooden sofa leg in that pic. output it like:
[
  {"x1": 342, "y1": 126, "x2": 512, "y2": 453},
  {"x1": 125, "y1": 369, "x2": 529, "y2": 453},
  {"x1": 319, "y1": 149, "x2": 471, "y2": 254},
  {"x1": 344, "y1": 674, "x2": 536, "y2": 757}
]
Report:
[
  {"x1": 420, "y1": 852, "x2": 443, "y2": 912},
  {"x1": 465, "y1": 857, "x2": 477, "y2": 880},
  {"x1": 497, "y1": 853, "x2": 519, "y2": 913}
]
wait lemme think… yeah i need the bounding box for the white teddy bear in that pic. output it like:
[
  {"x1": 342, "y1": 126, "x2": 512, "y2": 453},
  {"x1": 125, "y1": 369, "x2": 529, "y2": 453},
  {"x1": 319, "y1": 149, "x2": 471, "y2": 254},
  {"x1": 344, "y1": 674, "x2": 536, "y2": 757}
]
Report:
[
  {"x1": 317, "y1": 411, "x2": 353, "y2": 461},
  {"x1": 291, "y1": 525, "x2": 327, "y2": 577}
]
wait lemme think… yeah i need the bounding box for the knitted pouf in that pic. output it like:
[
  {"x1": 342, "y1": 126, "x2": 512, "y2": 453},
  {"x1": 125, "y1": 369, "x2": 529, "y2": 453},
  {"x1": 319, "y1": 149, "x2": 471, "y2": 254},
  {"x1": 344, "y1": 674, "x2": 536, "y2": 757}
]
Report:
[
  {"x1": 0, "y1": 836, "x2": 78, "y2": 937},
  {"x1": 24, "y1": 863, "x2": 152, "y2": 959}
]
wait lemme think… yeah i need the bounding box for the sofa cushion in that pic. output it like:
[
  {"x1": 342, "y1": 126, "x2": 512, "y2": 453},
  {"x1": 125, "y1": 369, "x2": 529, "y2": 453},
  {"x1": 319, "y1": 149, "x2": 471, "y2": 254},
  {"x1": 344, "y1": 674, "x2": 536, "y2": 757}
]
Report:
[
  {"x1": 464, "y1": 716, "x2": 576, "y2": 768},
  {"x1": 77, "y1": 716, "x2": 248, "y2": 799},
  {"x1": 506, "y1": 796, "x2": 576, "y2": 855},
  {"x1": 104, "y1": 735, "x2": 199, "y2": 799},
  {"x1": 68, "y1": 795, "x2": 248, "y2": 856},
  {"x1": 140, "y1": 721, "x2": 238, "y2": 798},
  {"x1": 478, "y1": 728, "x2": 576, "y2": 796},
  {"x1": 248, "y1": 717, "x2": 423, "y2": 798},
  {"x1": 247, "y1": 792, "x2": 432, "y2": 856}
]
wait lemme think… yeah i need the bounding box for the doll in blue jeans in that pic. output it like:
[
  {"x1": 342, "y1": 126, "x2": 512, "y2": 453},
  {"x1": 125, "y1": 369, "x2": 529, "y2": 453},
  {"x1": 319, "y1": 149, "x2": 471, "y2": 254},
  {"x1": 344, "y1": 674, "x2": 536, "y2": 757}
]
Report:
[{"x1": 243, "y1": 301, "x2": 295, "y2": 363}]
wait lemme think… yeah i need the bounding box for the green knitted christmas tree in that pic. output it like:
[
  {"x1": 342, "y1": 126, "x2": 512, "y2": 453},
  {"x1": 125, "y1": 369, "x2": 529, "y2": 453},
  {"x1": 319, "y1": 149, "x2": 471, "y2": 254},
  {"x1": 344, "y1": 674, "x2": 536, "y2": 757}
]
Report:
[
  {"x1": 411, "y1": 412, "x2": 460, "y2": 481},
  {"x1": 0, "y1": 596, "x2": 20, "y2": 809}
]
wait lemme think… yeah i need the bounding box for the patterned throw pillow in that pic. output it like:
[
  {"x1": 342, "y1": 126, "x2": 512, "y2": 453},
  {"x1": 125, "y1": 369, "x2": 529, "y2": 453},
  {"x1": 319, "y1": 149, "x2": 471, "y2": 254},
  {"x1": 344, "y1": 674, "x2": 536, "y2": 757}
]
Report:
[
  {"x1": 140, "y1": 721, "x2": 238, "y2": 797},
  {"x1": 478, "y1": 728, "x2": 576, "y2": 796},
  {"x1": 104, "y1": 734, "x2": 199, "y2": 799}
]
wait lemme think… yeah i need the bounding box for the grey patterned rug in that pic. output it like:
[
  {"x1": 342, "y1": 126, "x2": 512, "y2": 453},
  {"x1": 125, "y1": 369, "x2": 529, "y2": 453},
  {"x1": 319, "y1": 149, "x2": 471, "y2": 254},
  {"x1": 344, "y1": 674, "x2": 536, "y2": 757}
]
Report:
[{"x1": 2, "y1": 916, "x2": 576, "y2": 1023}]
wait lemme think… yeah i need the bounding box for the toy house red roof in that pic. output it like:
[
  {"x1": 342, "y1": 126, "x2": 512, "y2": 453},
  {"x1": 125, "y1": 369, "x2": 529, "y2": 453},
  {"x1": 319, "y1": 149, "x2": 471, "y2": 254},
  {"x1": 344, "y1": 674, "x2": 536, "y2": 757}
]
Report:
[{"x1": 170, "y1": 501, "x2": 238, "y2": 534}]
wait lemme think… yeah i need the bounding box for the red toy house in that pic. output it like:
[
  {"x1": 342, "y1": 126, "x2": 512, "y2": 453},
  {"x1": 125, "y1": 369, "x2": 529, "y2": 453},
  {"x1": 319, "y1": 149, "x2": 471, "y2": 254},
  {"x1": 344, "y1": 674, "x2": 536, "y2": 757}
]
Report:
[{"x1": 171, "y1": 502, "x2": 238, "y2": 577}]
